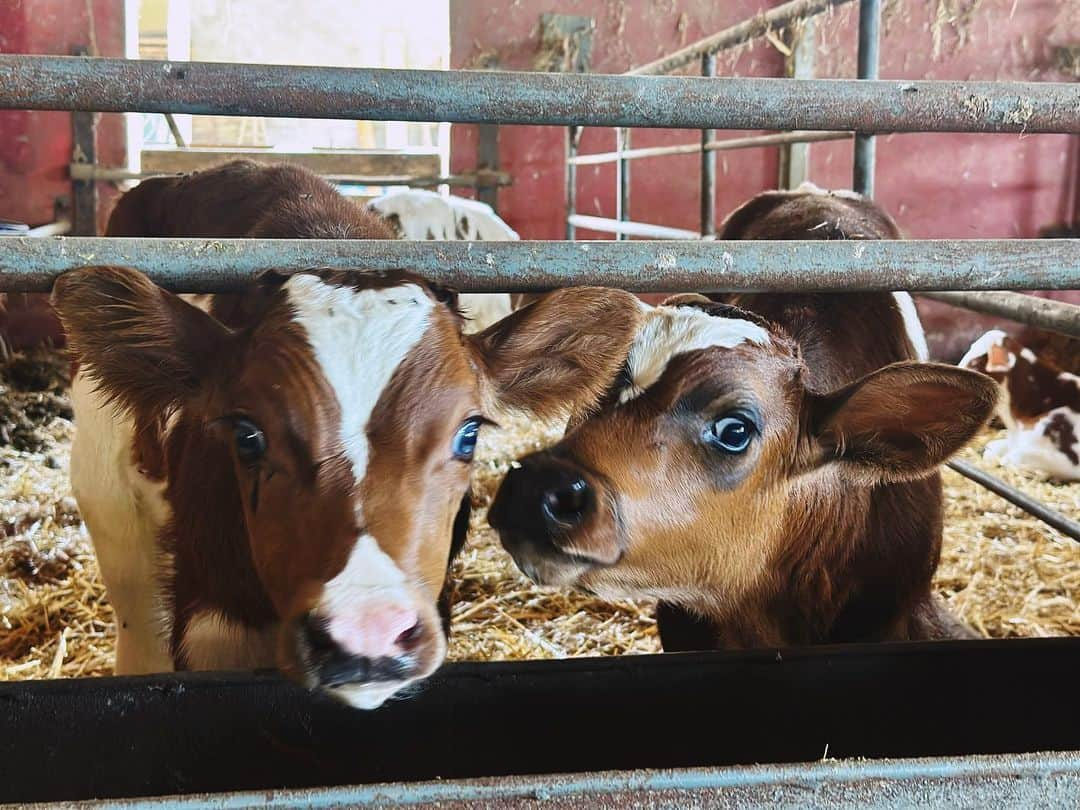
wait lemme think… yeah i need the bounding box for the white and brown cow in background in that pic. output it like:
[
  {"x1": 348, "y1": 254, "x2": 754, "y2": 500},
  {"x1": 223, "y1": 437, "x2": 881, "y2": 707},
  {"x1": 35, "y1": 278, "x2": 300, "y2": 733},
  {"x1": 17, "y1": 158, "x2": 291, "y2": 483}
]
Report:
[
  {"x1": 367, "y1": 189, "x2": 517, "y2": 331},
  {"x1": 489, "y1": 185, "x2": 997, "y2": 652},
  {"x1": 57, "y1": 161, "x2": 639, "y2": 708},
  {"x1": 961, "y1": 329, "x2": 1079, "y2": 481}
]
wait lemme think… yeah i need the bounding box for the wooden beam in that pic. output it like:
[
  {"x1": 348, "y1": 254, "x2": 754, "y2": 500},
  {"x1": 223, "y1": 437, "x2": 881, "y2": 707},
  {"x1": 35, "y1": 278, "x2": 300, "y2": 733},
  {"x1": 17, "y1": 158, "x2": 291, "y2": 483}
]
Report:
[{"x1": 140, "y1": 148, "x2": 441, "y2": 178}]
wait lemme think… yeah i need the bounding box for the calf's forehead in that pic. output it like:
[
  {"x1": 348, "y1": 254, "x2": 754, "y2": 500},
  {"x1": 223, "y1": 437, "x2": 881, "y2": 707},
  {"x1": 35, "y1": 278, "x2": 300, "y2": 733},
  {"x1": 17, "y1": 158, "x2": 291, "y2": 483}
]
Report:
[
  {"x1": 283, "y1": 275, "x2": 437, "y2": 486},
  {"x1": 619, "y1": 305, "x2": 774, "y2": 404}
]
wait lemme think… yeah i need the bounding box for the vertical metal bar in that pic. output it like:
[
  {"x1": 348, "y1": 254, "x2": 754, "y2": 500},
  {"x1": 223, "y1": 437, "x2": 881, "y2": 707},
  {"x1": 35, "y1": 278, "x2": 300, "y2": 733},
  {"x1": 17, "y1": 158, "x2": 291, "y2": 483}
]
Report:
[
  {"x1": 477, "y1": 124, "x2": 499, "y2": 211},
  {"x1": 566, "y1": 126, "x2": 579, "y2": 240},
  {"x1": 616, "y1": 127, "x2": 630, "y2": 240},
  {"x1": 70, "y1": 112, "x2": 98, "y2": 236},
  {"x1": 163, "y1": 112, "x2": 187, "y2": 148},
  {"x1": 780, "y1": 18, "x2": 817, "y2": 189},
  {"x1": 69, "y1": 46, "x2": 97, "y2": 237},
  {"x1": 700, "y1": 53, "x2": 717, "y2": 237},
  {"x1": 853, "y1": 0, "x2": 881, "y2": 197}
]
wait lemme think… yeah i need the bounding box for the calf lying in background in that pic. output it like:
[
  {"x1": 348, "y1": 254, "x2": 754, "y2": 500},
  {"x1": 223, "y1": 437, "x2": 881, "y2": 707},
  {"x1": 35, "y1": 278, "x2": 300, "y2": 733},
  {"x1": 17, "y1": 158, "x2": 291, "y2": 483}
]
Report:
[
  {"x1": 59, "y1": 161, "x2": 639, "y2": 708},
  {"x1": 490, "y1": 185, "x2": 996, "y2": 651},
  {"x1": 961, "y1": 329, "x2": 1079, "y2": 481}
]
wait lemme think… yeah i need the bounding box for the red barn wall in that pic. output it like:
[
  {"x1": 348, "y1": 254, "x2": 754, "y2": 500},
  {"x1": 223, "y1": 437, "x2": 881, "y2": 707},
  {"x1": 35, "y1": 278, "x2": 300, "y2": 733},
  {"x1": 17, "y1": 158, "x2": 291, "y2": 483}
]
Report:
[
  {"x1": 0, "y1": 0, "x2": 126, "y2": 349},
  {"x1": 450, "y1": 0, "x2": 1078, "y2": 359},
  {"x1": 0, "y1": 0, "x2": 126, "y2": 232}
]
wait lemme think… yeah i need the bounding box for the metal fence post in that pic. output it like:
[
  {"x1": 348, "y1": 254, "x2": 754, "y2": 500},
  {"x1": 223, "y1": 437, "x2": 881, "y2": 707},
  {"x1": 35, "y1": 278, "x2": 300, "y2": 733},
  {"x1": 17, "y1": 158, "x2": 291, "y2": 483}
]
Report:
[
  {"x1": 853, "y1": 0, "x2": 881, "y2": 196},
  {"x1": 700, "y1": 53, "x2": 718, "y2": 237}
]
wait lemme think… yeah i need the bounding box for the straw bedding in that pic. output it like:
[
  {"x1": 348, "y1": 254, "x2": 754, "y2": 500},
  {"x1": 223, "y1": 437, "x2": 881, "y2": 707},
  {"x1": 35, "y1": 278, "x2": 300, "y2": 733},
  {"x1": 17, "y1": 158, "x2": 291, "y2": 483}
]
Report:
[{"x1": 0, "y1": 352, "x2": 1076, "y2": 680}]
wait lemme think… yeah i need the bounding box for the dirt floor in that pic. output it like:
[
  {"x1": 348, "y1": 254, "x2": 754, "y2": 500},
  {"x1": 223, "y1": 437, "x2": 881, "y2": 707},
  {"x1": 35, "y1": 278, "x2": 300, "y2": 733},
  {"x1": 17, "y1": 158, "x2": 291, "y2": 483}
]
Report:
[{"x1": 0, "y1": 351, "x2": 1076, "y2": 679}]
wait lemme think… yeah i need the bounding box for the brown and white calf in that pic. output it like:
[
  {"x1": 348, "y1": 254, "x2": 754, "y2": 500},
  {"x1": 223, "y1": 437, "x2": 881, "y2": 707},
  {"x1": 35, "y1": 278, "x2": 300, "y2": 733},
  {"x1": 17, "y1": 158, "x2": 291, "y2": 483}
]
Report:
[
  {"x1": 961, "y1": 329, "x2": 1079, "y2": 481},
  {"x1": 489, "y1": 185, "x2": 997, "y2": 651},
  {"x1": 57, "y1": 161, "x2": 638, "y2": 707}
]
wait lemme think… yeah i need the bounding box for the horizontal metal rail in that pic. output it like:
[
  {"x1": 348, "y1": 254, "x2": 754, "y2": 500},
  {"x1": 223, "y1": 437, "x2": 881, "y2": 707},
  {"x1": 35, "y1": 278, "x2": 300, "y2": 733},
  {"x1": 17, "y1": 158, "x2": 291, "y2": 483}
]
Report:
[
  {"x1": 67, "y1": 164, "x2": 509, "y2": 189},
  {"x1": 628, "y1": 0, "x2": 856, "y2": 76},
  {"x1": 3, "y1": 56, "x2": 1079, "y2": 134},
  {"x1": 568, "y1": 130, "x2": 853, "y2": 166},
  {"x1": 1, "y1": 237, "x2": 1077, "y2": 294},
  {"x1": 567, "y1": 215, "x2": 703, "y2": 240},
  {"x1": 920, "y1": 291, "x2": 1080, "y2": 339},
  {"x1": 947, "y1": 460, "x2": 1080, "y2": 543},
  {"x1": 45, "y1": 753, "x2": 1080, "y2": 809}
]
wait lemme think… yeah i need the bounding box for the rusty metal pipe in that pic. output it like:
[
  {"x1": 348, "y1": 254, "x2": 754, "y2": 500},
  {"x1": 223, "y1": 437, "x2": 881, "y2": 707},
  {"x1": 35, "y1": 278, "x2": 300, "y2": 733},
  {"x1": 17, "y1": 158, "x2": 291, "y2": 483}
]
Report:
[
  {"x1": 568, "y1": 131, "x2": 853, "y2": 167},
  {"x1": 947, "y1": 460, "x2": 1080, "y2": 543},
  {"x1": 919, "y1": 291, "x2": 1080, "y2": 339},
  {"x1": 2, "y1": 237, "x2": 1078, "y2": 294},
  {"x1": 2, "y1": 56, "x2": 1079, "y2": 134},
  {"x1": 567, "y1": 215, "x2": 702, "y2": 240},
  {"x1": 627, "y1": 0, "x2": 856, "y2": 76}
]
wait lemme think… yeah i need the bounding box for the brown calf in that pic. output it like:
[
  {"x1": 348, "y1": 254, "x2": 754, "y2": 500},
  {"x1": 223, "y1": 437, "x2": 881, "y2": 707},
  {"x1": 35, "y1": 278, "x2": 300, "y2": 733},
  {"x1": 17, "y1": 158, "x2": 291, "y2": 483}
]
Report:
[
  {"x1": 56, "y1": 162, "x2": 639, "y2": 707},
  {"x1": 490, "y1": 185, "x2": 996, "y2": 651}
]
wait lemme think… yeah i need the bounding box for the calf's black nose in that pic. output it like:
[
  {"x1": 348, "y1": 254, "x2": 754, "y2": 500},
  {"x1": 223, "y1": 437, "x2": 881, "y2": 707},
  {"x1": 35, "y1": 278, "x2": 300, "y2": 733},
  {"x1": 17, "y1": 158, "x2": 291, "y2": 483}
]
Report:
[{"x1": 490, "y1": 456, "x2": 594, "y2": 539}]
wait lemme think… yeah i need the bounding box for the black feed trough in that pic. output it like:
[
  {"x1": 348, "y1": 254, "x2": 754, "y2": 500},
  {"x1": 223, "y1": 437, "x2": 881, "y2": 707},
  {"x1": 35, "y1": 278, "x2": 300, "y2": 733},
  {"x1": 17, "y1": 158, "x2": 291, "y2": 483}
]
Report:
[{"x1": 2, "y1": 637, "x2": 1079, "y2": 804}]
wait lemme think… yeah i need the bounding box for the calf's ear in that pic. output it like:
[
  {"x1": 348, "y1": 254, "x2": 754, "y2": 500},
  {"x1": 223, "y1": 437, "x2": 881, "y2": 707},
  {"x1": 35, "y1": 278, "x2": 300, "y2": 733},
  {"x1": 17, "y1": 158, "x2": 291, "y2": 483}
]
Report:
[
  {"x1": 805, "y1": 361, "x2": 997, "y2": 484},
  {"x1": 52, "y1": 266, "x2": 230, "y2": 417},
  {"x1": 468, "y1": 287, "x2": 642, "y2": 422}
]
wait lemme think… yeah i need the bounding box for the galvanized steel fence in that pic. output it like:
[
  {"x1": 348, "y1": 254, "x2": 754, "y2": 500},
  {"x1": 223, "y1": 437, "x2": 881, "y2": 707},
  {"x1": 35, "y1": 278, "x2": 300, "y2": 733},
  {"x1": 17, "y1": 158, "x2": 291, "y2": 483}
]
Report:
[{"x1": 0, "y1": 4, "x2": 1077, "y2": 536}]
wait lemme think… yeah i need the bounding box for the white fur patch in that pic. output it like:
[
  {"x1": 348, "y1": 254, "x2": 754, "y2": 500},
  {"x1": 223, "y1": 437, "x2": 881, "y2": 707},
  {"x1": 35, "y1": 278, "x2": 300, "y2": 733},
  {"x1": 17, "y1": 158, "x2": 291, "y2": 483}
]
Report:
[
  {"x1": 794, "y1": 181, "x2": 864, "y2": 201},
  {"x1": 180, "y1": 610, "x2": 279, "y2": 671},
  {"x1": 892, "y1": 292, "x2": 930, "y2": 361},
  {"x1": 619, "y1": 304, "x2": 771, "y2": 403},
  {"x1": 984, "y1": 406, "x2": 1080, "y2": 482},
  {"x1": 368, "y1": 188, "x2": 520, "y2": 241},
  {"x1": 367, "y1": 190, "x2": 514, "y2": 333},
  {"x1": 959, "y1": 329, "x2": 1013, "y2": 371},
  {"x1": 69, "y1": 373, "x2": 175, "y2": 675},
  {"x1": 320, "y1": 534, "x2": 410, "y2": 618},
  {"x1": 286, "y1": 276, "x2": 434, "y2": 492}
]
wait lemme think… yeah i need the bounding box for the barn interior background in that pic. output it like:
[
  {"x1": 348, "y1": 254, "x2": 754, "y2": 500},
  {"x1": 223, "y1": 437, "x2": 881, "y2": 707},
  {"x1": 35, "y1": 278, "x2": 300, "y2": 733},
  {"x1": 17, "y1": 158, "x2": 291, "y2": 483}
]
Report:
[{"x1": 0, "y1": 0, "x2": 1077, "y2": 681}]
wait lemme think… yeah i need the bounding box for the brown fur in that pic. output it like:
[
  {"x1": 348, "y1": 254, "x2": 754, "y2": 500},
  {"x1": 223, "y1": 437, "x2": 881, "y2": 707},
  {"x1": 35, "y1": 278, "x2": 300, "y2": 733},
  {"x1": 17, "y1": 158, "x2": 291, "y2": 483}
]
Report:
[
  {"x1": 56, "y1": 162, "x2": 643, "y2": 694},
  {"x1": 490, "y1": 188, "x2": 996, "y2": 651}
]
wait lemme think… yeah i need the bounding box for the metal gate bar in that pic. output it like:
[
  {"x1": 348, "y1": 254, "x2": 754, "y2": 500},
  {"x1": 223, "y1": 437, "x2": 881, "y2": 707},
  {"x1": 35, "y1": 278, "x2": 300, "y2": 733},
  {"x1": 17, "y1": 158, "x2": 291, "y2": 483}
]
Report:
[
  {"x1": 920, "y1": 291, "x2": 1080, "y2": 339},
  {"x1": 43, "y1": 753, "x2": 1080, "y2": 809},
  {"x1": 2, "y1": 57, "x2": 1078, "y2": 134},
  {"x1": 853, "y1": 0, "x2": 882, "y2": 196},
  {"x1": 627, "y1": 0, "x2": 856, "y2": 76},
  {"x1": 3, "y1": 236, "x2": 1078, "y2": 294},
  {"x1": 566, "y1": 130, "x2": 852, "y2": 165}
]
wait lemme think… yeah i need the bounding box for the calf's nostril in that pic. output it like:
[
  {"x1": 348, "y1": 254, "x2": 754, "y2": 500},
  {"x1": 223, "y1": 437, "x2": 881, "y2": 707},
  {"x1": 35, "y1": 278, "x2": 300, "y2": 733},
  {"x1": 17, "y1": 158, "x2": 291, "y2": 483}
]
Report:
[
  {"x1": 542, "y1": 476, "x2": 590, "y2": 527},
  {"x1": 395, "y1": 621, "x2": 423, "y2": 648}
]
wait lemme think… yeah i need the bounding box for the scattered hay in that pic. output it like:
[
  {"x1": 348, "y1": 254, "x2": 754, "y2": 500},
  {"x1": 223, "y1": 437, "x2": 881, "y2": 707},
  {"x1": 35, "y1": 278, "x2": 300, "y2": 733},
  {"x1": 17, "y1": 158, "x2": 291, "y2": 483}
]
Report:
[{"x1": 0, "y1": 352, "x2": 1075, "y2": 681}]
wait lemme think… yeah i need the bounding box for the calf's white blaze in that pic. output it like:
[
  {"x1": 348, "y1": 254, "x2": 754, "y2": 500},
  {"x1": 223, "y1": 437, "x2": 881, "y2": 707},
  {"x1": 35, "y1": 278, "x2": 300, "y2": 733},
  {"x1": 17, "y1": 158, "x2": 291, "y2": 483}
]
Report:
[
  {"x1": 620, "y1": 305, "x2": 772, "y2": 403},
  {"x1": 286, "y1": 276, "x2": 434, "y2": 491},
  {"x1": 320, "y1": 534, "x2": 412, "y2": 631}
]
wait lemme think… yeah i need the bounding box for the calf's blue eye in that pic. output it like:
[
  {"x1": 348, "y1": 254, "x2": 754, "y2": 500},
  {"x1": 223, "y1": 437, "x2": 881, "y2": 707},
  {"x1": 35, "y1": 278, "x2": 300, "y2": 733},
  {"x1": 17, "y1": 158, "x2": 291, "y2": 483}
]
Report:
[
  {"x1": 452, "y1": 418, "x2": 482, "y2": 461},
  {"x1": 705, "y1": 415, "x2": 754, "y2": 454}
]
